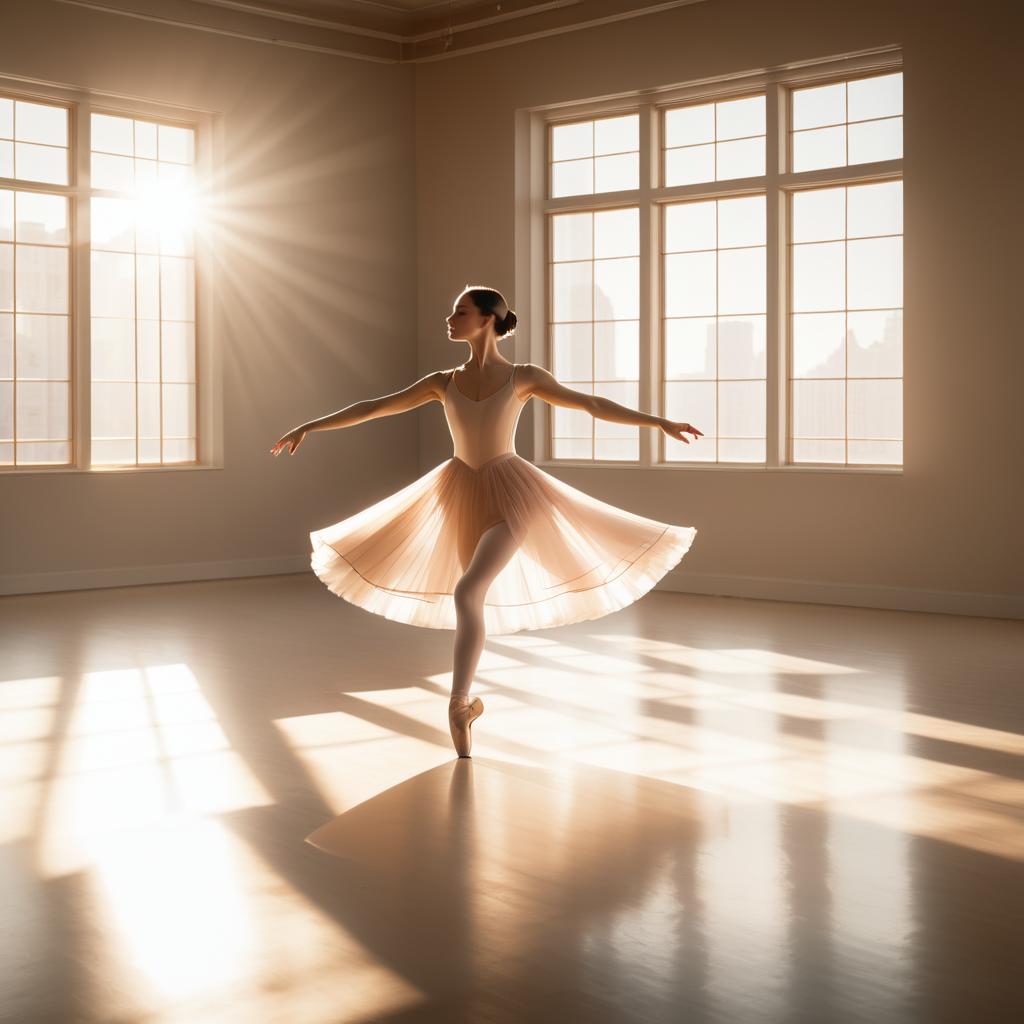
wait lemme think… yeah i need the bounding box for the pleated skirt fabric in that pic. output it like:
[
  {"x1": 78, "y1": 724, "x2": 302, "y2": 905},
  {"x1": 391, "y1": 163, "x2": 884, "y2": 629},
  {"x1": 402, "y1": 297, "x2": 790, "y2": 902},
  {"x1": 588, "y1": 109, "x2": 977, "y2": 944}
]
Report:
[{"x1": 310, "y1": 453, "x2": 697, "y2": 635}]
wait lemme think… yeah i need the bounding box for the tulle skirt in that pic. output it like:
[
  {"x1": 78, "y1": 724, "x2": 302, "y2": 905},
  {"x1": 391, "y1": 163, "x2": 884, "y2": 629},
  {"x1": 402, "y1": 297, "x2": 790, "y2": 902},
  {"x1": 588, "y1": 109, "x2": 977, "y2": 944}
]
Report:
[{"x1": 309, "y1": 452, "x2": 697, "y2": 634}]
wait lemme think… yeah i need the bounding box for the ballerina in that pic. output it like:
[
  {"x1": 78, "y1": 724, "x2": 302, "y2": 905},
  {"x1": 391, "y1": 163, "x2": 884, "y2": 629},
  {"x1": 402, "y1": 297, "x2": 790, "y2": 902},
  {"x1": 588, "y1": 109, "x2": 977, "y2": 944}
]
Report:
[{"x1": 271, "y1": 285, "x2": 701, "y2": 757}]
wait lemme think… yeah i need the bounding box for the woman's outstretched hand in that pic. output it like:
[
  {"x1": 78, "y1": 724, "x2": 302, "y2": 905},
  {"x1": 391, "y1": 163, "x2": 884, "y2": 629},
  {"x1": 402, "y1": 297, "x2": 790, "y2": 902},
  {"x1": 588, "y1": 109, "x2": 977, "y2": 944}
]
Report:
[
  {"x1": 659, "y1": 419, "x2": 703, "y2": 444},
  {"x1": 270, "y1": 426, "x2": 309, "y2": 456}
]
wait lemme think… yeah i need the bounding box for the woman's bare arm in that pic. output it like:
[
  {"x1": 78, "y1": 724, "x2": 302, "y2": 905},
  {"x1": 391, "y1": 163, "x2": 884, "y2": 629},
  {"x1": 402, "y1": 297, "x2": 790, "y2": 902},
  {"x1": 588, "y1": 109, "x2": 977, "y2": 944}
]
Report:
[
  {"x1": 271, "y1": 370, "x2": 446, "y2": 456},
  {"x1": 521, "y1": 364, "x2": 702, "y2": 442}
]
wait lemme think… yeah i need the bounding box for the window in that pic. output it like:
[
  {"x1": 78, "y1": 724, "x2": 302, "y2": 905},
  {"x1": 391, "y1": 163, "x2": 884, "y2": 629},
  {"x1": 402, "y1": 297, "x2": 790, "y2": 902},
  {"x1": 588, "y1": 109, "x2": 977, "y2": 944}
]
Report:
[
  {"x1": 532, "y1": 54, "x2": 903, "y2": 472},
  {"x1": 0, "y1": 83, "x2": 210, "y2": 472}
]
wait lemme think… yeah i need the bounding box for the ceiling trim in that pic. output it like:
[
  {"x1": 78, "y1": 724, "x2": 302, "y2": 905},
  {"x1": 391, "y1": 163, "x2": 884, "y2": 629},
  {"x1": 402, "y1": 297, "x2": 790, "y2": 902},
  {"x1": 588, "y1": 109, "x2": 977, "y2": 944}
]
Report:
[{"x1": 47, "y1": 0, "x2": 711, "y2": 64}]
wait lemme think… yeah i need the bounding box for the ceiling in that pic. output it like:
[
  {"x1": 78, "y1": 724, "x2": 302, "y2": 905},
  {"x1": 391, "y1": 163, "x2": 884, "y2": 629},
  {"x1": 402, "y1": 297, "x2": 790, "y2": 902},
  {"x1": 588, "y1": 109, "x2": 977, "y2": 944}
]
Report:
[{"x1": 55, "y1": 0, "x2": 709, "y2": 63}]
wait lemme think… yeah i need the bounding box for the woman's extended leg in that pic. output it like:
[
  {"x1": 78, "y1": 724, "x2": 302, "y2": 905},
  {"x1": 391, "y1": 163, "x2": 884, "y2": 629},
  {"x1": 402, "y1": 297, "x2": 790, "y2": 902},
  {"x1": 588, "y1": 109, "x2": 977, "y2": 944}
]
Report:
[{"x1": 450, "y1": 520, "x2": 520, "y2": 699}]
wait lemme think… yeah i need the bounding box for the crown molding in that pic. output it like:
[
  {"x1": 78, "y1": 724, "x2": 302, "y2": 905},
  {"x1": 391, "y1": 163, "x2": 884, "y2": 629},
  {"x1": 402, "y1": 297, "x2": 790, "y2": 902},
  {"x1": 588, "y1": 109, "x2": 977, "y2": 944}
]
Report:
[{"x1": 48, "y1": 0, "x2": 710, "y2": 64}]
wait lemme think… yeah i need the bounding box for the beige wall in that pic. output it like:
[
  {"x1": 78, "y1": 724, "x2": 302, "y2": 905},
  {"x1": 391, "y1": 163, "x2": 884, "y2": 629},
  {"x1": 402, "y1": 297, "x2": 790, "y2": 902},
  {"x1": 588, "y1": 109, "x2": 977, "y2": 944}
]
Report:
[
  {"x1": 414, "y1": 0, "x2": 1023, "y2": 614},
  {"x1": 0, "y1": 0, "x2": 417, "y2": 588},
  {"x1": 1, "y1": 0, "x2": 1019, "y2": 615}
]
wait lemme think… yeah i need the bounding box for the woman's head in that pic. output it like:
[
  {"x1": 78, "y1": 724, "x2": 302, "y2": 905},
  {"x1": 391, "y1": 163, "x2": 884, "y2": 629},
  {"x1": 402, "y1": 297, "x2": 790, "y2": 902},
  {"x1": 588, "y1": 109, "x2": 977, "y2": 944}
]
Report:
[{"x1": 446, "y1": 285, "x2": 518, "y2": 342}]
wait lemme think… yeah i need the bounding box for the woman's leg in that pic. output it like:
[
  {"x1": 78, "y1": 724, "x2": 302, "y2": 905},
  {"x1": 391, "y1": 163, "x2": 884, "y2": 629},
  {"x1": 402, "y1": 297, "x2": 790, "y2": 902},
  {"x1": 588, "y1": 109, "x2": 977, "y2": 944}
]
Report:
[{"x1": 450, "y1": 520, "x2": 520, "y2": 698}]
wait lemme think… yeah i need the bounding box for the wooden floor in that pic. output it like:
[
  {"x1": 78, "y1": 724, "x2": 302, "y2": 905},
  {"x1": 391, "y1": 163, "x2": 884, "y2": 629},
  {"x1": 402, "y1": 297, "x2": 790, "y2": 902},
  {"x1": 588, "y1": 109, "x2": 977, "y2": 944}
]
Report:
[{"x1": 1, "y1": 575, "x2": 1022, "y2": 1023}]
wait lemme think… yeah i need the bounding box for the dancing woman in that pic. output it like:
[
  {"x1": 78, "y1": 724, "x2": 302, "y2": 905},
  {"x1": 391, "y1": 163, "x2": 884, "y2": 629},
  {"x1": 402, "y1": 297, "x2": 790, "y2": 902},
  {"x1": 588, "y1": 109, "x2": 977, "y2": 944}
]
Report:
[{"x1": 271, "y1": 285, "x2": 701, "y2": 757}]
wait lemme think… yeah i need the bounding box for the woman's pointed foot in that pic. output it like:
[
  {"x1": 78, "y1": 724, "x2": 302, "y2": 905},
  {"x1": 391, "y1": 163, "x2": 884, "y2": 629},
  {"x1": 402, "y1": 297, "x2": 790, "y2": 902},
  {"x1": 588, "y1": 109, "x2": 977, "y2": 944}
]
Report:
[{"x1": 448, "y1": 694, "x2": 484, "y2": 758}]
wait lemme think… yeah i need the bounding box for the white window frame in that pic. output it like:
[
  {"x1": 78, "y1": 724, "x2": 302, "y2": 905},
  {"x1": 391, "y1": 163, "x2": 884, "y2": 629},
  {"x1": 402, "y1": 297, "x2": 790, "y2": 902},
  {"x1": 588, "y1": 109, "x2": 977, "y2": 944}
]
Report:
[
  {"x1": 513, "y1": 46, "x2": 903, "y2": 475},
  {"x1": 0, "y1": 73, "x2": 223, "y2": 475}
]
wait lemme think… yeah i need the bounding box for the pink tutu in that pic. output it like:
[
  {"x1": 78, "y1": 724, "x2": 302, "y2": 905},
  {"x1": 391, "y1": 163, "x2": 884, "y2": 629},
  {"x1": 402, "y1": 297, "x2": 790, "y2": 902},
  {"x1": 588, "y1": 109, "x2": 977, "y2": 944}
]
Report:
[{"x1": 310, "y1": 364, "x2": 697, "y2": 634}]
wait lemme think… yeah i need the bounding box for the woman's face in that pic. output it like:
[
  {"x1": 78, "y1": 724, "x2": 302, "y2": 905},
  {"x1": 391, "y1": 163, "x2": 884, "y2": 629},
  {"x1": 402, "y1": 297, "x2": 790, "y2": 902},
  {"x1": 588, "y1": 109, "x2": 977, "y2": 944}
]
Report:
[{"x1": 446, "y1": 295, "x2": 491, "y2": 341}]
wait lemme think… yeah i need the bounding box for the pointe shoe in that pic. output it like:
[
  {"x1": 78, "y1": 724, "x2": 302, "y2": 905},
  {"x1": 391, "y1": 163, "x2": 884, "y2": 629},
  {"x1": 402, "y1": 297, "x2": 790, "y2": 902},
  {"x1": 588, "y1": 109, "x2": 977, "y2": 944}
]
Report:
[{"x1": 448, "y1": 695, "x2": 484, "y2": 758}]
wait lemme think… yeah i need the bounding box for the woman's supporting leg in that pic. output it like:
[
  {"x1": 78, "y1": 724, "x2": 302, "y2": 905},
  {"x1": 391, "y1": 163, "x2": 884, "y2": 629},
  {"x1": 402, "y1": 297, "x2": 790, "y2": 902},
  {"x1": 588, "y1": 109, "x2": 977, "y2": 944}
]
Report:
[{"x1": 450, "y1": 520, "x2": 520, "y2": 698}]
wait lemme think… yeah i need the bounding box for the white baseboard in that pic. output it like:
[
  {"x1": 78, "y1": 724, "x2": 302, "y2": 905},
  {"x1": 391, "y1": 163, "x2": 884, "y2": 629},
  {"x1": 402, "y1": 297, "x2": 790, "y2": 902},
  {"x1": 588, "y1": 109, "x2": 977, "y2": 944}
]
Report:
[
  {"x1": 1, "y1": 557, "x2": 1020, "y2": 621},
  {"x1": 0, "y1": 555, "x2": 310, "y2": 596}
]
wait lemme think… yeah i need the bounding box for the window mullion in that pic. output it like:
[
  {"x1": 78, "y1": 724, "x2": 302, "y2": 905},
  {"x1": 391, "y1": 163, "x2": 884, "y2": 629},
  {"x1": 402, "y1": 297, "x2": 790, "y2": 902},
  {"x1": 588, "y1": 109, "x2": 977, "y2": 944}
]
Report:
[
  {"x1": 638, "y1": 102, "x2": 653, "y2": 468},
  {"x1": 765, "y1": 80, "x2": 783, "y2": 468},
  {"x1": 73, "y1": 100, "x2": 91, "y2": 470}
]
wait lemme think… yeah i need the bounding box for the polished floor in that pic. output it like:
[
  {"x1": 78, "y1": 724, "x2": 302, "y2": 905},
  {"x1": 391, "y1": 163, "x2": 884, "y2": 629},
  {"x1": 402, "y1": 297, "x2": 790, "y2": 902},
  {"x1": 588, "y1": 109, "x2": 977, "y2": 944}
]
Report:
[{"x1": 1, "y1": 575, "x2": 1022, "y2": 1023}]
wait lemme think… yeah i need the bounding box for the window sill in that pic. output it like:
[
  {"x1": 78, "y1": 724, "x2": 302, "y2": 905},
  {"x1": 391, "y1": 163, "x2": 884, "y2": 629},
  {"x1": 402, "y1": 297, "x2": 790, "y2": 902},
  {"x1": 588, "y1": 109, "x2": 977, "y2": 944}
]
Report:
[
  {"x1": 0, "y1": 463, "x2": 224, "y2": 476},
  {"x1": 535, "y1": 460, "x2": 904, "y2": 475}
]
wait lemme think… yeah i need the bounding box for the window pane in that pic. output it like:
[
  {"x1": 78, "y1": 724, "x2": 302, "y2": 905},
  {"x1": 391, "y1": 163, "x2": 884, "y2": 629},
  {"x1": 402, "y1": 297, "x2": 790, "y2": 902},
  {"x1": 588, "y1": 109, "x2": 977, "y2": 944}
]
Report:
[
  {"x1": 594, "y1": 208, "x2": 638, "y2": 258},
  {"x1": 137, "y1": 254, "x2": 160, "y2": 319},
  {"x1": 665, "y1": 251, "x2": 715, "y2": 318},
  {"x1": 0, "y1": 98, "x2": 11, "y2": 138},
  {"x1": 847, "y1": 180, "x2": 902, "y2": 238},
  {"x1": 718, "y1": 195, "x2": 765, "y2": 248},
  {"x1": 91, "y1": 317, "x2": 135, "y2": 381},
  {"x1": 792, "y1": 379, "x2": 844, "y2": 438},
  {"x1": 551, "y1": 159, "x2": 592, "y2": 198},
  {"x1": 0, "y1": 244, "x2": 12, "y2": 311},
  {"x1": 92, "y1": 197, "x2": 137, "y2": 252},
  {"x1": 135, "y1": 120, "x2": 157, "y2": 159},
  {"x1": 666, "y1": 318, "x2": 715, "y2": 380},
  {"x1": 594, "y1": 114, "x2": 637, "y2": 156},
  {"x1": 91, "y1": 381, "x2": 135, "y2": 440},
  {"x1": 161, "y1": 257, "x2": 194, "y2": 321},
  {"x1": 158, "y1": 124, "x2": 195, "y2": 163},
  {"x1": 16, "y1": 245, "x2": 68, "y2": 314},
  {"x1": 716, "y1": 96, "x2": 765, "y2": 140},
  {"x1": 0, "y1": 314, "x2": 11, "y2": 377},
  {"x1": 847, "y1": 310, "x2": 902, "y2": 377},
  {"x1": 553, "y1": 212, "x2": 591, "y2": 262},
  {"x1": 847, "y1": 236, "x2": 902, "y2": 309},
  {"x1": 0, "y1": 190, "x2": 11, "y2": 241},
  {"x1": 792, "y1": 241, "x2": 845, "y2": 312},
  {"x1": 139, "y1": 381, "x2": 160, "y2": 438},
  {"x1": 0, "y1": 141, "x2": 12, "y2": 179},
  {"x1": 792, "y1": 82, "x2": 845, "y2": 130},
  {"x1": 665, "y1": 381, "x2": 715, "y2": 462},
  {"x1": 551, "y1": 121, "x2": 592, "y2": 161},
  {"x1": 594, "y1": 153, "x2": 638, "y2": 192},
  {"x1": 718, "y1": 315, "x2": 766, "y2": 379},
  {"x1": 718, "y1": 247, "x2": 765, "y2": 315},
  {"x1": 91, "y1": 251, "x2": 135, "y2": 318},
  {"x1": 15, "y1": 143, "x2": 67, "y2": 185},
  {"x1": 164, "y1": 438, "x2": 196, "y2": 462},
  {"x1": 849, "y1": 379, "x2": 901, "y2": 440},
  {"x1": 0, "y1": 381, "x2": 10, "y2": 438},
  {"x1": 665, "y1": 104, "x2": 714, "y2": 148},
  {"x1": 162, "y1": 321, "x2": 196, "y2": 382},
  {"x1": 792, "y1": 188, "x2": 845, "y2": 243},
  {"x1": 791, "y1": 73, "x2": 902, "y2": 173},
  {"x1": 716, "y1": 137, "x2": 764, "y2": 179},
  {"x1": 665, "y1": 200, "x2": 716, "y2": 253},
  {"x1": 791, "y1": 126, "x2": 845, "y2": 173},
  {"x1": 848, "y1": 117, "x2": 902, "y2": 165},
  {"x1": 594, "y1": 321, "x2": 639, "y2": 380},
  {"x1": 792, "y1": 313, "x2": 845, "y2": 378},
  {"x1": 15, "y1": 192, "x2": 68, "y2": 245},
  {"x1": 163, "y1": 382, "x2": 196, "y2": 438},
  {"x1": 17, "y1": 440, "x2": 70, "y2": 464},
  {"x1": 552, "y1": 262, "x2": 592, "y2": 321},
  {"x1": 665, "y1": 144, "x2": 715, "y2": 187},
  {"x1": 16, "y1": 381, "x2": 68, "y2": 439},
  {"x1": 848, "y1": 72, "x2": 902, "y2": 121},
  {"x1": 719, "y1": 380, "x2": 764, "y2": 437},
  {"x1": 16, "y1": 315, "x2": 68, "y2": 380},
  {"x1": 138, "y1": 320, "x2": 160, "y2": 381},
  {"x1": 92, "y1": 113, "x2": 134, "y2": 155},
  {"x1": 15, "y1": 101, "x2": 67, "y2": 146},
  {"x1": 92, "y1": 152, "x2": 133, "y2": 191},
  {"x1": 552, "y1": 322, "x2": 592, "y2": 380},
  {"x1": 92, "y1": 438, "x2": 136, "y2": 464},
  {"x1": 594, "y1": 257, "x2": 638, "y2": 320}
]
